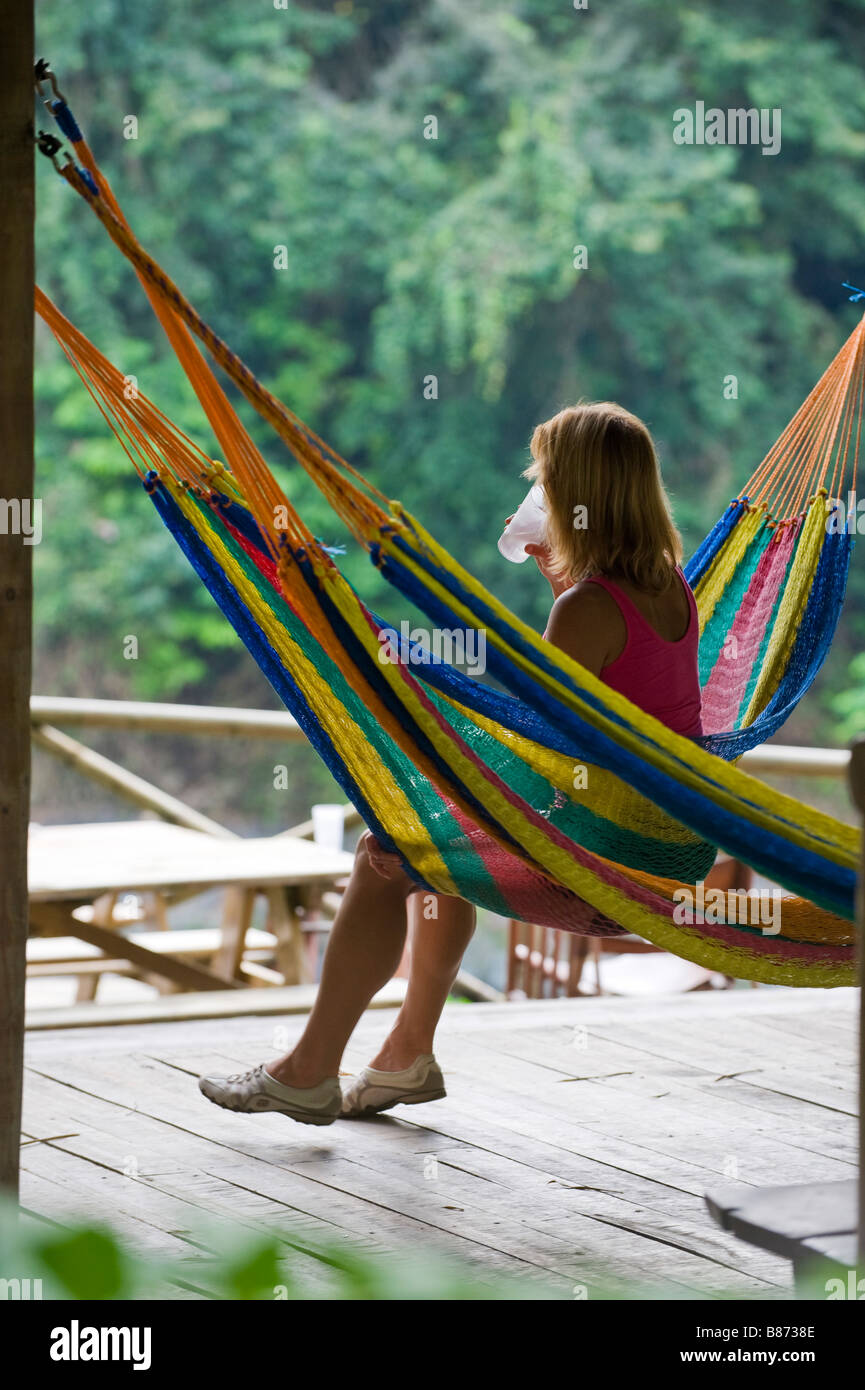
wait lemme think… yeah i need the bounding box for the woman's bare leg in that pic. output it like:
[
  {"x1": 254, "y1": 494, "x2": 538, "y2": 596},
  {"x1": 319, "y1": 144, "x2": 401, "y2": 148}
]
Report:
[
  {"x1": 368, "y1": 892, "x2": 476, "y2": 1070},
  {"x1": 267, "y1": 837, "x2": 413, "y2": 1088}
]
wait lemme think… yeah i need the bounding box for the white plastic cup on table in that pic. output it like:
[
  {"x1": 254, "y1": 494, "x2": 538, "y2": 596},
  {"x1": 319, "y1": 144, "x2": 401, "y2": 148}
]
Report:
[
  {"x1": 497, "y1": 485, "x2": 548, "y2": 563},
  {"x1": 311, "y1": 803, "x2": 345, "y2": 851}
]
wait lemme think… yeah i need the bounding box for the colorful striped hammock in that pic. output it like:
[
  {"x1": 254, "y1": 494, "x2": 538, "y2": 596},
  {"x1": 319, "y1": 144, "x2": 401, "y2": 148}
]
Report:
[{"x1": 34, "y1": 80, "x2": 862, "y2": 987}]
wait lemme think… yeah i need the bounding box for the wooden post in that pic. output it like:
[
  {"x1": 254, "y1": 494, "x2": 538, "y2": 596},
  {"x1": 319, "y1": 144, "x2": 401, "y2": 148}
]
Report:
[
  {"x1": 849, "y1": 737, "x2": 865, "y2": 1271},
  {"x1": 851, "y1": 743, "x2": 865, "y2": 1271},
  {"x1": 0, "y1": 0, "x2": 34, "y2": 1195}
]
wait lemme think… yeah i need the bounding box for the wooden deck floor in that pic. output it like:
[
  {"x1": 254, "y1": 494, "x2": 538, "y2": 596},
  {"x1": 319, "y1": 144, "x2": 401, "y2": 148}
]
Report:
[{"x1": 20, "y1": 986, "x2": 858, "y2": 1300}]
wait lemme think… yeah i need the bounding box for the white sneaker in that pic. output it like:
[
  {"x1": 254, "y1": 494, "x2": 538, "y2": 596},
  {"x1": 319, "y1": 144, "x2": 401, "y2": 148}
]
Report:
[
  {"x1": 198, "y1": 1064, "x2": 341, "y2": 1125},
  {"x1": 340, "y1": 1054, "x2": 446, "y2": 1117}
]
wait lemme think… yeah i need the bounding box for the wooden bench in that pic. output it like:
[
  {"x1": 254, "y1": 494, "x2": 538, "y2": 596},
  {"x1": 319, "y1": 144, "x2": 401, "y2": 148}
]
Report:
[
  {"x1": 26, "y1": 928, "x2": 283, "y2": 989},
  {"x1": 705, "y1": 1180, "x2": 860, "y2": 1295}
]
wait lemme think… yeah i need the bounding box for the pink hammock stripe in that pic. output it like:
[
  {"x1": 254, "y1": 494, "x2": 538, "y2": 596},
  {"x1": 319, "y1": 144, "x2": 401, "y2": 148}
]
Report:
[{"x1": 701, "y1": 524, "x2": 796, "y2": 733}]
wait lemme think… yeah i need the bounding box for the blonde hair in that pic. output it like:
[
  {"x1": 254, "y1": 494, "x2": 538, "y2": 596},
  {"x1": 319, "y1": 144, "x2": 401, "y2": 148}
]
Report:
[{"x1": 524, "y1": 401, "x2": 682, "y2": 593}]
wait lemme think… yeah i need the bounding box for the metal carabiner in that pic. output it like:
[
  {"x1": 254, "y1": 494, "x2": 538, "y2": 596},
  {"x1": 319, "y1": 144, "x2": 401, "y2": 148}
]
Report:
[
  {"x1": 34, "y1": 58, "x2": 67, "y2": 108},
  {"x1": 35, "y1": 129, "x2": 66, "y2": 173}
]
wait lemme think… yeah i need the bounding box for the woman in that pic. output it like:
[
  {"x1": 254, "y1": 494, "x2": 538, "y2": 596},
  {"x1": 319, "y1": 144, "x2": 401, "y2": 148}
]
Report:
[{"x1": 199, "y1": 401, "x2": 702, "y2": 1125}]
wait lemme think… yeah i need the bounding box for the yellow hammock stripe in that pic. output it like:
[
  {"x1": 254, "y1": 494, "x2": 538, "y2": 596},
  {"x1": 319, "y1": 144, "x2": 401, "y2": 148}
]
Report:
[
  {"x1": 166, "y1": 478, "x2": 459, "y2": 894},
  {"x1": 441, "y1": 686, "x2": 854, "y2": 945},
  {"x1": 692, "y1": 505, "x2": 765, "y2": 633},
  {"x1": 620, "y1": 869, "x2": 855, "y2": 946},
  {"x1": 376, "y1": 508, "x2": 857, "y2": 868},
  {"x1": 313, "y1": 556, "x2": 854, "y2": 985},
  {"x1": 437, "y1": 692, "x2": 709, "y2": 847}
]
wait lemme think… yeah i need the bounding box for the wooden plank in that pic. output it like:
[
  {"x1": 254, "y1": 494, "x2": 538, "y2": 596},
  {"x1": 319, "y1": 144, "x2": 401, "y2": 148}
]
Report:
[
  {"x1": 746, "y1": 1008, "x2": 858, "y2": 1048},
  {"x1": 471, "y1": 1023, "x2": 857, "y2": 1159},
  {"x1": 452, "y1": 967, "x2": 506, "y2": 1003},
  {"x1": 459, "y1": 1018, "x2": 857, "y2": 1158},
  {"x1": 415, "y1": 1139, "x2": 787, "y2": 1284},
  {"x1": 130, "y1": 1050, "x2": 784, "y2": 1289},
  {"x1": 20, "y1": 1065, "x2": 704, "y2": 1295},
  {"x1": 423, "y1": 1069, "x2": 853, "y2": 1200},
  {"x1": 69, "y1": 916, "x2": 247, "y2": 993},
  {"x1": 26, "y1": 926, "x2": 277, "y2": 964},
  {"x1": 426, "y1": 1023, "x2": 856, "y2": 1181},
  {"x1": 280, "y1": 1150, "x2": 724, "y2": 1294},
  {"x1": 31, "y1": 694, "x2": 306, "y2": 740},
  {"x1": 18, "y1": 1164, "x2": 200, "y2": 1266},
  {"x1": 264, "y1": 886, "x2": 306, "y2": 985},
  {"x1": 438, "y1": 986, "x2": 856, "y2": 1032},
  {"x1": 547, "y1": 1012, "x2": 859, "y2": 1115},
  {"x1": 42, "y1": 993, "x2": 847, "y2": 1203},
  {"x1": 25, "y1": 978, "x2": 407, "y2": 1030},
  {"x1": 284, "y1": 1121, "x2": 780, "y2": 1294},
  {"x1": 28, "y1": 958, "x2": 138, "y2": 978},
  {"x1": 19, "y1": 1160, "x2": 324, "y2": 1301},
  {"x1": 238, "y1": 961, "x2": 285, "y2": 987},
  {"x1": 0, "y1": 0, "x2": 34, "y2": 1195},
  {"x1": 739, "y1": 744, "x2": 849, "y2": 777},
  {"x1": 19, "y1": 1125, "x2": 339, "y2": 1297}
]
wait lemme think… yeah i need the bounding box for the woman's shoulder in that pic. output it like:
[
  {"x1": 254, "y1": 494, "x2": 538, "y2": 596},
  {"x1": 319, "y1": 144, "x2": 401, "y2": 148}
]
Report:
[
  {"x1": 552, "y1": 578, "x2": 620, "y2": 617},
  {"x1": 548, "y1": 578, "x2": 625, "y2": 636},
  {"x1": 546, "y1": 578, "x2": 627, "y2": 672}
]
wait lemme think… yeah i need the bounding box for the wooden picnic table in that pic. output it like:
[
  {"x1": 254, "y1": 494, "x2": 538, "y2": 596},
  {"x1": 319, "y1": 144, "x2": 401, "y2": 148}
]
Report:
[{"x1": 28, "y1": 820, "x2": 355, "y2": 995}]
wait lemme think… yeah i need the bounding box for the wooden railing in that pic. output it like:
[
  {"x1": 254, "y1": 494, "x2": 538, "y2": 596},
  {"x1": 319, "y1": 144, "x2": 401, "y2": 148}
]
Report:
[
  {"x1": 31, "y1": 695, "x2": 851, "y2": 784},
  {"x1": 30, "y1": 696, "x2": 363, "y2": 839},
  {"x1": 30, "y1": 694, "x2": 849, "y2": 850}
]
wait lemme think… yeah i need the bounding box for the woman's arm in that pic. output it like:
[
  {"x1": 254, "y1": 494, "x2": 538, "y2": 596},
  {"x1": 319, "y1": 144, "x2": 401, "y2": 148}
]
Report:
[
  {"x1": 500, "y1": 516, "x2": 622, "y2": 674},
  {"x1": 522, "y1": 539, "x2": 622, "y2": 676}
]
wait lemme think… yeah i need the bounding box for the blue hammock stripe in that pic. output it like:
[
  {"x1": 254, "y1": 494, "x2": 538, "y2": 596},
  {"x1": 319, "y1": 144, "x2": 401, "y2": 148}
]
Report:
[{"x1": 370, "y1": 543, "x2": 855, "y2": 916}]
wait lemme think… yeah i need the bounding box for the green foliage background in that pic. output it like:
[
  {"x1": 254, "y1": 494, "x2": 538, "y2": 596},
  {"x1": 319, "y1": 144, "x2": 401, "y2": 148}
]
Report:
[{"x1": 32, "y1": 0, "x2": 865, "y2": 827}]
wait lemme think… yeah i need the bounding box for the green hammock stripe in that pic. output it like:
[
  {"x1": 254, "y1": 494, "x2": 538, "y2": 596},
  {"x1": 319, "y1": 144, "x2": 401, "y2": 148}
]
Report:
[{"x1": 423, "y1": 684, "x2": 716, "y2": 881}]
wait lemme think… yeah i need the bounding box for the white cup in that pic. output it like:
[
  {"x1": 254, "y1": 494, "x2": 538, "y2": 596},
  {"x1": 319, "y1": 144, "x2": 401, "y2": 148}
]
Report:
[
  {"x1": 311, "y1": 803, "x2": 345, "y2": 851},
  {"x1": 497, "y1": 485, "x2": 548, "y2": 563}
]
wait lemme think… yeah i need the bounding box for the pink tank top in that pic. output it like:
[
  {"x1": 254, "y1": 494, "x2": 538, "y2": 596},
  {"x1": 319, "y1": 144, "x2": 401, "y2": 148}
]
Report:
[{"x1": 583, "y1": 567, "x2": 703, "y2": 738}]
